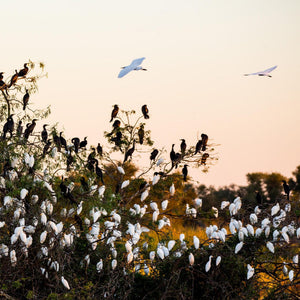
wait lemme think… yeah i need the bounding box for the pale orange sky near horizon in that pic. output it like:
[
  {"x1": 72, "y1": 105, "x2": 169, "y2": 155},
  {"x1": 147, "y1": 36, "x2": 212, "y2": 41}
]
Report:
[{"x1": 1, "y1": 0, "x2": 300, "y2": 187}]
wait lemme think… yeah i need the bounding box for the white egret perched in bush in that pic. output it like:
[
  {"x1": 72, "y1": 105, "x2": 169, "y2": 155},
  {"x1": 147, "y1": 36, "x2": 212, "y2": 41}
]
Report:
[
  {"x1": 118, "y1": 57, "x2": 147, "y2": 78},
  {"x1": 244, "y1": 65, "x2": 277, "y2": 77}
]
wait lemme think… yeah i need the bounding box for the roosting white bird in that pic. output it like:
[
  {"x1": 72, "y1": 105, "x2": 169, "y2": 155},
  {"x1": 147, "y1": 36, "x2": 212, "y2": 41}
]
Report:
[
  {"x1": 244, "y1": 65, "x2": 277, "y2": 77},
  {"x1": 118, "y1": 57, "x2": 147, "y2": 78}
]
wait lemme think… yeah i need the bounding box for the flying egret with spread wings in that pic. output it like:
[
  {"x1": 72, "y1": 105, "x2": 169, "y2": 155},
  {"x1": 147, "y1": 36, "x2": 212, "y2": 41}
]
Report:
[
  {"x1": 244, "y1": 65, "x2": 277, "y2": 77},
  {"x1": 118, "y1": 57, "x2": 147, "y2": 78}
]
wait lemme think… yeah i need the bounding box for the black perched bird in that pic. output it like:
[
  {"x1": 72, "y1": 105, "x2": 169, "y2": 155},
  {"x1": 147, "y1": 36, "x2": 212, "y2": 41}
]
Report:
[
  {"x1": 72, "y1": 137, "x2": 80, "y2": 154},
  {"x1": 194, "y1": 139, "x2": 203, "y2": 155},
  {"x1": 112, "y1": 131, "x2": 122, "y2": 147},
  {"x1": 180, "y1": 139, "x2": 186, "y2": 154},
  {"x1": 141, "y1": 105, "x2": 149, "y2": 119},
  {"x1": 9, "y1": 70, "x2": 18, "y2": 88},
  {"x1": 150, "y1": 149, "x2": 159, "y2": 161},
  {"x1": 182, "y1": 164, "x2": 188, "y2": 181},
  {"x1": 60, "y1": 132, "x2": 67, "y2": 150},
  {"x1": 201, "y1": 134, "x2": 208, "y2": 151},
  {"x1": 201, "y1": 153, "x2": 209, "y2": 165},
  {"x1": 41, "y1": 124, "x2": 48, "y2": 143},
  {"x1": 112, "y1": 120, "x2": 121, "y2": 130},
  {"x1": 174, "y1": 152, "x2": 181, "y2": 169},
  {"x1": 22, "y1": 89, "x2": 29, "y2": 110},
  {"x1": 66, "y1": 152, "x2": 74, "y2": 172},
  {"x1": 110, "y1": 104, "x2": 119, "y2": 122},
  {"x1": 18, "y1": 63, "x2": 29, "y2": 77},
  {"x1": 24, "y1": 119, "x2": 37, "y2": 140},
  {"x1": 97, "y1": 143, "x2": 103, "y2": 156},
  {"x1": 42, "y1": 139, "x2": 52, "y2": 157},
  {"x1": 256, "y1": 191, "x2": 262, "y2": 206},
  {"x1": 95, "y1": 160, "x2": 104, "y2": 184},
  {"x1": 59, "y1": 177, "x2": 68, "y2": 195},
  {"x1": 282, "y1": 180, "x2": 290, "y2": 201},
  {"x1": 16, "y1": 120, "x2": 23, "y2": 136},
  {"x1": 138, "y1": 125, "x2": 144, "y2": 144},
  {"x1": 0, "y1": 79, "x2": 6, "y2": 90},
  {"x1": 79, "y1": 137, "x2": 87, "y2": 149},
  {"x1": 87, "y1": 147, "x2": 96, "y2": 163},
  {"x1": 80, "y1": 177, "x2": 89, "y2": 191},
  {"x1": 170, "y1": 144, "x2": 177, "y2": 167},
  {"x1": 53, "y1": 132, "x2": 61, "y2": 152},
  {"x1": 3, "y1": 114, "x2": 14, "y2": 139},
  {"x1": 74, "y1": 215, "x2": 83, "y2": 231},
  {"x1": 124, "y1": 140, "x2": 136, "y2": 162},
  {"x1": 0, "y1": 72, "x2": 3, "y2": 80}
]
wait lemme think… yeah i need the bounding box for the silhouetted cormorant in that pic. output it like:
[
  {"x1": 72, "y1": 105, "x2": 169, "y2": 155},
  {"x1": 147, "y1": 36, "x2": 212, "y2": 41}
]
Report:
[
  {"x1": 88, "y1": 147, "x2": 96, "y2": 163},
  {"x1": 53, "y1": 132, "x2": 61, "y2": 152},
  {"x1": 201, "y1": 134, "x2": 208, "y2": 151},
  {"x1": 124, "y1": 140, "x2": 135, "y2": 162},
  {"x1": 16, "y1": 120, "x2": 23, "y2": 136},
  {"x1": 142, "y1": 105, "x2": 149, "y2": 119},
  {"x1": 18, "y1": 63, "x2": 29, "y2": 77},
  {"x1": 112, "y1": 120, "x2": 121, "y2": 130},
  {"x1": 112, "y1": 131, "x2": 122, "y2": 147},
  {"x1": 170, "y1": 144, "x2": 177, "y2": 167},
  {"x1": 0, "y1": 72, "x2": 3, "y2": 80},
  {"x1": 150, "y1": 149, "x2": 158, "y2": 161},
  {"x1": 79, "y1": 137, "x2": 87, "y2": 149},
  {"x1": 60, "y1": 132, "x2": 67, "y2": 150},
  {"x1": 182, "y1": 164, "x2": 188, "y2": 181},
  {"x1": 42, "y1": 139, "x2": 51, "y2": 157},
  {"x1": 282, "y1": 180, "x2": 290, "y2": 201},
  {"x1": 110, "y1": 105, "x2": 119, "y2": 122},
  {"x1": 66, "y1": 152, "x2": 74, "y2": 172},
  {"x1": 3, "y1": 114, "x2": 14, "y2": 139},
  {"x1": 95, "y1": 160, "x2": 104, "y2": 184},
  {"x1": 97, "y1": 143, "x2": 103, "y2": 156},
  {"x1": 80, "y1": 177, "x2": 89, "y2": 191},
  {"x1": 24, "y1": 119, "x2": 37, "y2": 140},
  {"x1": 71, "y1": 137, "x2": 80, "y2": 153},
  {"x1": 41, "y1": 125, "x2": 48, "y2": 143},
  {"x1": 256, "y1": 191, "x2": 262, "y2": 206},
  {"x1": 180, "y1": 139, "x2": 186, "y2": 154},
  {"x1": 138, "y1": 125, "x2": 144, "y2": 144},
  {"x1": 22, "y1": 89, "x2": 29, "y2": 110},
  {"x1": 194, "y1": 139, "x2": 203, "y2": 155},
  {"x1": 9, "y1": 70, "x2": 18, "y2": 88}
]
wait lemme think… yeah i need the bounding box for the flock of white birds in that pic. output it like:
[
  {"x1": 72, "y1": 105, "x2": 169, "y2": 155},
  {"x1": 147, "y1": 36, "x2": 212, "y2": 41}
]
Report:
[{"x1": 0, "y1": 146, "x2": 299, "y2": 291}]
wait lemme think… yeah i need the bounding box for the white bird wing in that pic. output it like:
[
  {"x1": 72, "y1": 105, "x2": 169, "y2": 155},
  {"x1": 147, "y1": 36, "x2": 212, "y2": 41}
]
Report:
[
  {"x1": 261, "y1": 65, "x2": 277, "y2": 74},
  {"x1": 244, "y1": 65, "x2": 277, "y2": 76},
  {"x1": 118, "y1": 57, "x2": 146, "y2": 78}
]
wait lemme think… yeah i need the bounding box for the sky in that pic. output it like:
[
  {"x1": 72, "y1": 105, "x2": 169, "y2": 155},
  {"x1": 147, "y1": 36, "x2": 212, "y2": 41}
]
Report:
[{"x1": 1, "y1": 0, "x2": 300, "y2": 187}]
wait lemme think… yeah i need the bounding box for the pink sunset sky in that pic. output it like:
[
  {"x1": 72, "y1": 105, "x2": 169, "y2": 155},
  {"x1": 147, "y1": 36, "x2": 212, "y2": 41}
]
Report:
[{"x1": 1, "y1": 0, "x2": 300, "y2": 187}]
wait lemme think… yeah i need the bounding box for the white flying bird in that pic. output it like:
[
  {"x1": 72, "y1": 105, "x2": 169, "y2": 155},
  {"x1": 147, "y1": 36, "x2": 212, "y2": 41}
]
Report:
[
  {"x1": 118, "y1": 57, "x2": 147, "y2": 78},
  {"x1": 244, "y1": 65, "x2": 277, "y2": 77}
]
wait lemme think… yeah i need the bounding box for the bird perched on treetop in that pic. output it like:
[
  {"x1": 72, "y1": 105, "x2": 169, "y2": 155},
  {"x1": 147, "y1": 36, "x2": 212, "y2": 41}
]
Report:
[
  {"x1": 71, "y1": 137, "x2": 80, "y2": 153},
  {"x1": 22, "y1": 89, "x2": 30, "y2": 110},
  {"x1": 79, "y1": 137, "x2": 88, "y2": 149},
  {"x1": 180, "y1": 139, "x2": 186, "y2": 154},
  {"x1": 9, "y1": 70, "x2": 18, "y2": 88},
  {"x1": 112, "y1": 120, "x2": 121, "y2": 130},
  {"x1": 138, "y1": 125, "x2": 144, "y2": 144},
  {"x1": 41, "y1": 125, "x2": 48, "y2": 143},
  {"x1": 118, "y1": 57, "x2": 147, "y2": 78},
  {"x1": 124, "y1": 140, "x2": 136, "y2": 163},
  {"x1": 182, "y1": 165, "x2": 188, "y2": 182},
  {"x1": 150, "y1": 149, "x2": 158, "y2": 161},
  {"x1": 2, "y1": 114, "x2": 14, "y2": 139},
  {"x1": 18, "y1": 63, "x2": 29, "y2": 77},
  {"x1": 97, "y1": 143, "x2": 103, "y2": 156},
  {"x1": 282, "y1": 180, "x2": 290, "y2": 201},
  {"x1": 194, "y1": 139, "x2": 202, "y2": 155},
  {"x1": 110, "y1": 105, "x2": 119, "y2": 122},
  {"x1": 201, "y1": 134, "x2": 208, "y2": 151},
  {"x1": 142, "y1": 105, "x2": 149, "y2": 119},
  {"x1": 24, "y1": 119, "x2": 37, "y2": 140}
]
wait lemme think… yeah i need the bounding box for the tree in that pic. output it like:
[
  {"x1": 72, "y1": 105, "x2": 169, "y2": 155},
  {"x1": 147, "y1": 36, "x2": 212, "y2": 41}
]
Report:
[{"x1": 0, "y1": 63, "x2": 299, "y2": 299}]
